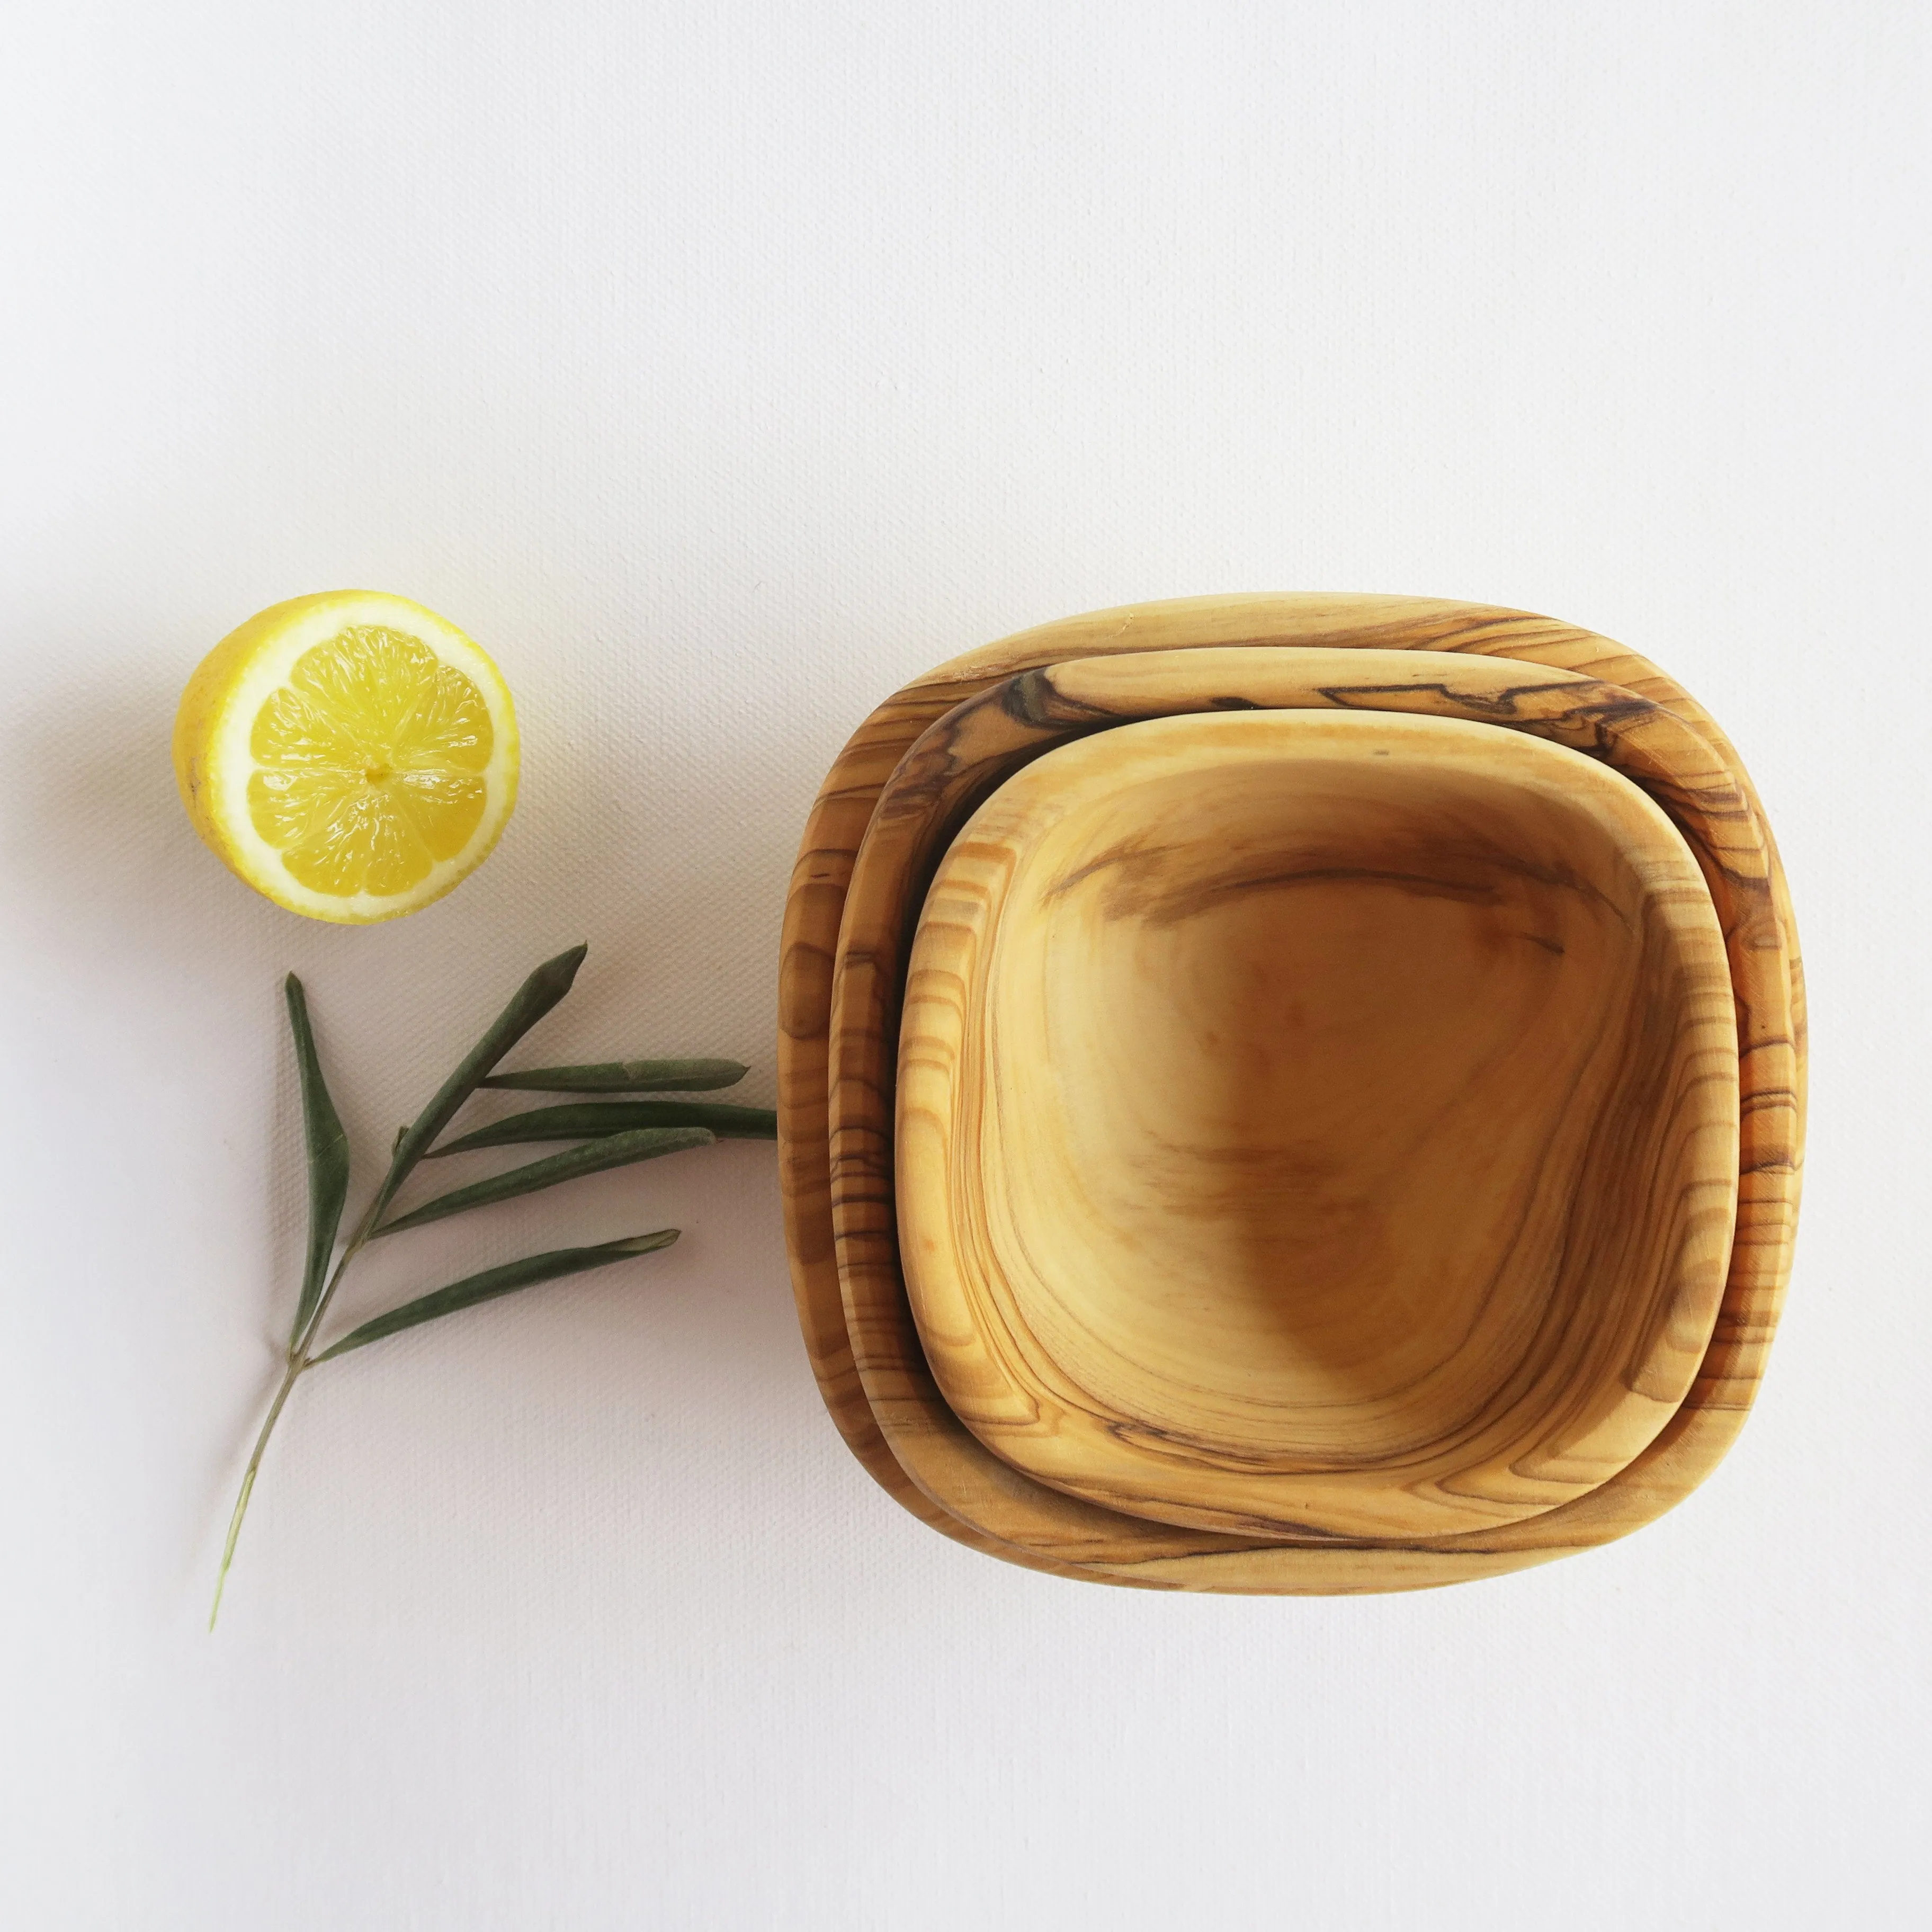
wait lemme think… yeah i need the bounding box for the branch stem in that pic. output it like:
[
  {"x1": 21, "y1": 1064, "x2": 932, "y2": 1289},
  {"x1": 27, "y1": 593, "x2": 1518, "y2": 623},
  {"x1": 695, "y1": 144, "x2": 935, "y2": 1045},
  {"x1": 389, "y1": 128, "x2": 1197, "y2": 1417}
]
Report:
[
  {"x1": 290, "y1": 1199, "x2": 378, "y2": 1366},
  {"x1": 209, "y1": 1354, "x2": 307, "y2": 1630}
]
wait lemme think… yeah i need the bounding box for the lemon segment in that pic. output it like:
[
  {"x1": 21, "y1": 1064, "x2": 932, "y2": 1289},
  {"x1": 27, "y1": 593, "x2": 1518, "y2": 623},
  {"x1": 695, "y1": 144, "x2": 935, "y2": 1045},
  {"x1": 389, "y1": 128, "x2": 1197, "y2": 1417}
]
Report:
[{"x1": 174, "y1": 591, "x2": 520, "y2": 923}]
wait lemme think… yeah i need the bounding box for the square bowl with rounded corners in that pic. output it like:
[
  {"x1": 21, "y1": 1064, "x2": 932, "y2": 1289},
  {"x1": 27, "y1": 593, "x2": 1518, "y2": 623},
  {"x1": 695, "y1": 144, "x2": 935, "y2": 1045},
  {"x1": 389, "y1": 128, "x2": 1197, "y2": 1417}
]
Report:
[
  {"x1": 780, "y1": 600, "x2": 1804, "y2": 1593},
  {"x1": 895, "y1": 706, "x2": 1741, "y2": 1543},
  {"x1": 826, "y1": 647, "x2": 1790, "y2": 1583}
]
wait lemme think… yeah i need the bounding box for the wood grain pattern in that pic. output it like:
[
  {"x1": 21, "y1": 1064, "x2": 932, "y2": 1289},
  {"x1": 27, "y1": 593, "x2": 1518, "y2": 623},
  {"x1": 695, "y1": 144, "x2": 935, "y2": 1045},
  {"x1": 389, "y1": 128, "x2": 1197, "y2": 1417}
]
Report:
[
  {"x1": 896, "y1": 710, "x2": 1739, "y2": 1540},
  {"x1": 781, "y1": 600, "x2": 1805, "y2": 1591}
]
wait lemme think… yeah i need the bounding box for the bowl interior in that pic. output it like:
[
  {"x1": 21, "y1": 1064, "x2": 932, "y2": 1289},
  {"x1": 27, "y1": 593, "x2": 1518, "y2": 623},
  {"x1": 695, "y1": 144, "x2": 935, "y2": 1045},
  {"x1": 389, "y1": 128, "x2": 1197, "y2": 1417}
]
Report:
[{"x1": 898, "y1": 709, "x2": 1740, "y2": 1539}]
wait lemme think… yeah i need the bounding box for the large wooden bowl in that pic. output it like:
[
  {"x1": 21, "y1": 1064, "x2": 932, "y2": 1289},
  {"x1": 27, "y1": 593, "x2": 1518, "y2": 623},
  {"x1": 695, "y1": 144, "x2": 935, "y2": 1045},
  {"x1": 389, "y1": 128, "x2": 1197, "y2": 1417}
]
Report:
[
  {"x1": 784, "y1": 599, "x2": 1805, "y2": 1591},
  {"x1": 895, "y1": 709, "x2": 1739, "y2": 1540},
  {"x1": 826, "y1": 648, "x2": 1791, "y2": 1580}
]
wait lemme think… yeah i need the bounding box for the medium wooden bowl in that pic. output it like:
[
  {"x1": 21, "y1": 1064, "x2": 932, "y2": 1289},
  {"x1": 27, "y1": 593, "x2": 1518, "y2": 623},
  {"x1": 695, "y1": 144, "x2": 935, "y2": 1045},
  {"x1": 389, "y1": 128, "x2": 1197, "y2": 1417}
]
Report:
[
  {"x1": 895, "y1": 709, "x2": 1739, "y2": 1540},
  {"x1": 785, "y1": 600, "x2": 1804, "y2": 1591},
  {"x1": 829, "y1": 647, "x2": 1789, "y2": 1578}
]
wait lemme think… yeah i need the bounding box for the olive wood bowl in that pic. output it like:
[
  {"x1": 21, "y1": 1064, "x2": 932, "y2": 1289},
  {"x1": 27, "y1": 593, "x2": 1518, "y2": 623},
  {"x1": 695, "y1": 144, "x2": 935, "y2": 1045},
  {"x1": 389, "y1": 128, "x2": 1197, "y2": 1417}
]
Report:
[
  {"x1": 895, "y1": 708, "x2": 1739, "y2": 1540},
  {"x1": 785, "y1": 600, "x2": 1804, "y2": 1592},
  {"x1": 827, "y1": 646, "x2": 1789, "y2": 1577}
]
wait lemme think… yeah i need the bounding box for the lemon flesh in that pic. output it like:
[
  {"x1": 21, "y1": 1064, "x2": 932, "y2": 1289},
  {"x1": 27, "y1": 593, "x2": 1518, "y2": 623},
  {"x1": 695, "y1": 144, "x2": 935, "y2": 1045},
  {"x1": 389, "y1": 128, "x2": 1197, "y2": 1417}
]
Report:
[{"x1": 174, "y1": 591, "x2": 520, "y2": 923}]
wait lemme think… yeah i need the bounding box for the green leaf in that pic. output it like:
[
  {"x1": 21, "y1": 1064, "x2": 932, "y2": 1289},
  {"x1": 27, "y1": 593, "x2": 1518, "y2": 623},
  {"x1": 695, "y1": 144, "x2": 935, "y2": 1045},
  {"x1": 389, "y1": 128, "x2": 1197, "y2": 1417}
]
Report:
[
  {"x1": 479, "y1": 1058, "x2": 747, "y2": 1093},
  {"x1": 374, "y1": 1126, "x2": 715, "y2": 1236},
  {"x1": 309, "y1": 1230, "x2": 681, "y2": 1362},
  {"x1": 426, "y1": 1099, "x2": 776, "y2": 1156},
  {"x1": 368, "y1": 945, "x2": 587, "y2": 1224},
  {"x1": 284, "y1": 976, "x2": 351, "y2": 1349}
]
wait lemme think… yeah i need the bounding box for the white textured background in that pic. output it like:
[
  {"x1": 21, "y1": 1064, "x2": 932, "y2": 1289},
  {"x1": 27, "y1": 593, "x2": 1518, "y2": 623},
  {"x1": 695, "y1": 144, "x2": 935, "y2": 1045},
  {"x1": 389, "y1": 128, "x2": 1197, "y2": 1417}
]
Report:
[{"x1": 3, "y1": 4, "x2": 1926, "y2": 1927}]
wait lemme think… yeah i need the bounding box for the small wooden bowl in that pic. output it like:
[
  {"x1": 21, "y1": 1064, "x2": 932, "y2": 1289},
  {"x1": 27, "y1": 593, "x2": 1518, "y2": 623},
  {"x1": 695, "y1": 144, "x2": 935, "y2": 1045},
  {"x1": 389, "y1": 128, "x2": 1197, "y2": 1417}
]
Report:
[
  {"x1": 786, "y1": 600, "x2": 1805, "y2": 1591},
  {"x1": 896, "y1": 709, "x2": 1739, "y2": 1540}
]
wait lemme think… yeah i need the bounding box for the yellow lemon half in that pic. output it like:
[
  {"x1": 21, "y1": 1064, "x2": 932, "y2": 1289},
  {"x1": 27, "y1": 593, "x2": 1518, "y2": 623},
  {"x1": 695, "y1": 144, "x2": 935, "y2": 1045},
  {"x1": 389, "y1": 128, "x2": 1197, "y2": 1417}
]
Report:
[{"x1": 173, "y1": 591, "x2": 520, "y2": 923}]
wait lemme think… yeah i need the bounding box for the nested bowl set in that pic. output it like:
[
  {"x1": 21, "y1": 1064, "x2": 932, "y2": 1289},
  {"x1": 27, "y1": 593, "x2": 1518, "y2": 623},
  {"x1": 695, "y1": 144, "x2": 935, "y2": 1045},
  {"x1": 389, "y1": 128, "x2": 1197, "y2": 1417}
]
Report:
[{"x1": 778, "y1": 596, "x2": 1804, "y2": 1594}]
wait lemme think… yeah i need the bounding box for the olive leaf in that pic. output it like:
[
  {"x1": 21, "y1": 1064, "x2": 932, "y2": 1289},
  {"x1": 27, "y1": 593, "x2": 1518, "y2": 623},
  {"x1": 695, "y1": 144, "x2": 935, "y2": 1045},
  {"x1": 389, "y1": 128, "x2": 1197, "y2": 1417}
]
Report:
[
  {"x1": 479, "y1": 1058, "x2": 747, "y2": 1093},
  {"x1": 310, "y1": 1231, "x2": 681, "y2": 1362},
  {"x1": 366, "y1": 944, "x2": 588, "y2": 1227},
  {"x1": 427, "y1": 1099, "x2": 776, "y2": 1155},
  {"x1": 374, "y1": 1125, "x2": 715, "y2": 1235},
  {"x1": 284, "y1": 975, "x2": 351, "y2": 1350}
]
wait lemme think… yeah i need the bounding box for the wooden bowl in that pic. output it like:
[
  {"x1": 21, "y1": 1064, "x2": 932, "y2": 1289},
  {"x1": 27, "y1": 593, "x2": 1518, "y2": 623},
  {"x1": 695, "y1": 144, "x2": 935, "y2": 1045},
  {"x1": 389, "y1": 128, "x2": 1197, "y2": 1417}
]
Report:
[
  {"x1": 826, "y1": 647, "x2": 1793, "y2": 1581},
  {"x1": 896, "y1": 709, "x2": 1739, "y2": 1540},
  {"x1": 784, "y1": 600, "x2": 1804, "y2": 1591}
]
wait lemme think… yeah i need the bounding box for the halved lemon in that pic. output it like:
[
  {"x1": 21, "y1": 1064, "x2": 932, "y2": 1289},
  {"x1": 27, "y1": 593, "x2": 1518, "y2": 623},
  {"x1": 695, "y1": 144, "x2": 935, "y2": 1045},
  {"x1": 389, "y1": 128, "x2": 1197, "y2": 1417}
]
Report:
[{"x1": 173, "y1": 591, "x2": 520, "y2": 923}]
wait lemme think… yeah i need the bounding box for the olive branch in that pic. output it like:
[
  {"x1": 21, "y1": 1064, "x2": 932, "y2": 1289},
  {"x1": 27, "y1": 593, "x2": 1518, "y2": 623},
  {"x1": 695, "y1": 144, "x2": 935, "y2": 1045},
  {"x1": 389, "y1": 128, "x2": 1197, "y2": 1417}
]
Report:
[{"x1": 211, "y1": 944, "x2": 771, "y2": 1626}]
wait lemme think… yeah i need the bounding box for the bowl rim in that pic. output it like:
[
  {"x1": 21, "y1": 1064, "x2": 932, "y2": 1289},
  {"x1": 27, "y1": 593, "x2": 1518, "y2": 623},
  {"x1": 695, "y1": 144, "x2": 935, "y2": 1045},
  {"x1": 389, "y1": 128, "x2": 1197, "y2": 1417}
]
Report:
[
  {"x1": 782, "y1": 598, "x2": 1804, "y2": 1593},
  {"x1": 895, "y1": 705, "x2": 1743, "y2": 1539}
]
